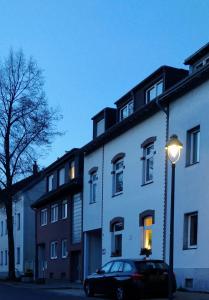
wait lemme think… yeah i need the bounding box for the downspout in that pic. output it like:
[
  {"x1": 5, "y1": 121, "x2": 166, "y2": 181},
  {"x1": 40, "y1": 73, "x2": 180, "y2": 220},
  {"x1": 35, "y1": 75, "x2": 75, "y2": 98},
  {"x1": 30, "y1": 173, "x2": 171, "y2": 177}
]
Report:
[
  {"x1": 156, "y1": 97, "x2": 169, "y2": 261},
  {"x1": 101, "y1": 145, "x2": 104, "y2": 246}
]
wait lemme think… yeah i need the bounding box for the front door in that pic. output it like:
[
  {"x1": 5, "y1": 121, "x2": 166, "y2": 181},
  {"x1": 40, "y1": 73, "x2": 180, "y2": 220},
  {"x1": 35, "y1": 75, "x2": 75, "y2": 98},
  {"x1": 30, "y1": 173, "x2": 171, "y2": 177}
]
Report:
[{"x1": 71, "y1": 251, "x2": 81, "y2": 282}]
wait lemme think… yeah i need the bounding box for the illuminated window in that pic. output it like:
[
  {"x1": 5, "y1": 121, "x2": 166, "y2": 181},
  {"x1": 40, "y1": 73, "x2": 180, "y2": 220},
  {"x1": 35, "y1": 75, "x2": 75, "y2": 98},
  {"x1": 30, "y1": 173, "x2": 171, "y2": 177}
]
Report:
[
  {"x1": 119, "y1": 100, "x2": 134, "y2": 121},
  {"x1": 143, "y1": 216, "x2": 153, "y2": 250},
  {"x1": 146, "y1": 80, "x2": 163, "y2": 103},
  {"x1": 69, "y1": 161, "x2": 75, "y2": 180}
]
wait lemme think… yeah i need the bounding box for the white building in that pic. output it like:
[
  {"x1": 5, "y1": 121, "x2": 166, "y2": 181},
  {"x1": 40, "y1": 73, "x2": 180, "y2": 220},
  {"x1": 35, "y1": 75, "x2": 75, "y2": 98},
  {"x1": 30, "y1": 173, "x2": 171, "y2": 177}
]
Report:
[
  {"x1": 83, "y1": 42, "x2": 209, "y2": 292},
  {"x1": 0, "y1": 173, "x2": 44, "y2": 278}
]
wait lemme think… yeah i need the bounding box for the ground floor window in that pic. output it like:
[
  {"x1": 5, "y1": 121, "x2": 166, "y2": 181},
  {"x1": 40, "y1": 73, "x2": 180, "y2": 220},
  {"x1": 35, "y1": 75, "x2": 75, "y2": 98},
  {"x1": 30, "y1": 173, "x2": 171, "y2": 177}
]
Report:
[
  {"x1": 184, "y1": 212, "x2": 198, "y2": 249},
  {"x1": 143, "y1": 216, "x2": 153, "y2": 250},
  {"x1": 16, "y1": 247, "x2": 20, "y2": 265},
  {"x1": 50, "y1": 241, "x2": 58, "y2": 259},
  {"x1": 111, "y1": 222, "x2": 123, "y2": 257},
  {"x1": 61, "y1": 240, "x2": 68, "y2": 258}
]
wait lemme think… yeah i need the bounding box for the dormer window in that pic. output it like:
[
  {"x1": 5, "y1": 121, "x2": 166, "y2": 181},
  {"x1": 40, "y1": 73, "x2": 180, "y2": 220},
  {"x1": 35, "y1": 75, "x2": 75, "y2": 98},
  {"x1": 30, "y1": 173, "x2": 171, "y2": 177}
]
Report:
[
  {"x1": 119, "y1": 100, "x2": 134, "y2": 121},
  {"x1": 146, "y1": 80, "x2": 163, "y2": 103},
  {"x1": 47, "y1": 174, "x2": 54, "y2": 192},
  {"x1": 96, "y1": 118, "x2": 105, "y2": 137},
  {"x1": 194, "y1": 56, "x2": 209, "y2": 71}
]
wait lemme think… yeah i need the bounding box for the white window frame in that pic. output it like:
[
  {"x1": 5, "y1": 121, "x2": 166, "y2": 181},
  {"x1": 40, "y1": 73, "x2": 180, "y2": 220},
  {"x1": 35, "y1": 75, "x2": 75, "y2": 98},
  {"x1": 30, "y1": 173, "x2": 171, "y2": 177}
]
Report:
[
  {"x1": 146, "y1": 80, "x2": 163, "y2": 103},
  {"x1": 61, "y1": 239, "x2": 68, "y2": 258},
  {"x1": 187, "y1": 127, "x2": 200, "y2": 165},
  {"x1": 51, "y1": 204, "x2": 58, "y2": 223},
  {"x1": 40, "y1": 209, "x2": 48, "y2": 226},
  {"x1": 90, "y1": 171, "x2": 97, "y2": 204},
  {"x1": 48, "y1": 174, "x2": 54, "y2": 192},
  {"x1": 143, "y1": 143, "x2": 154, "y2": 184},
  {"x1": 96, "y1": 118, "x2": 105, "y2": 136},
  {"x1": 58, "y1": 168, "x2": 65, "y2": 186},
  {"x1": 113, "y1": 159, "x2": 124, "y2": 195},
  {"x1": 50, "y1": 241, "x2": 58, "y2": 259},
  {"x1": 111, "y1": 222, "x2": 123, "y2": 256},
  {"x1": 119, "y1": 100, "x2": 134, "y2": 121},
  {"x1": 61, "y1": 200, "x2": 68, "y2": 219},
  {"x1": 187, "y1": 213, "x2": 198, "y2": 249}
]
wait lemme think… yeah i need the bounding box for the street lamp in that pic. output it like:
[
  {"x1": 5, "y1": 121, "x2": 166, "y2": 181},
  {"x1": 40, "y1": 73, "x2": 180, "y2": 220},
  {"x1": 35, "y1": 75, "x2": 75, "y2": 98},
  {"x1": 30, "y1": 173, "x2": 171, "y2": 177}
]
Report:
[{"x1": 165, "y1": 134, "x2": 183, "y2": 300}]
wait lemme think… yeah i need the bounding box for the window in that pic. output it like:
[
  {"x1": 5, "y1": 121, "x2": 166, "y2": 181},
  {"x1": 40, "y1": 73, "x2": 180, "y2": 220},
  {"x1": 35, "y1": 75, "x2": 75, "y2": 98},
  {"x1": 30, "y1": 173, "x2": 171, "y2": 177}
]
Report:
[
  {"x1": 58, "y1": 168, "x2": 65, "y2": 186},
  {"x1": 5, "y1": 250, "x2": 7, "y2": 266},
  {"x1": 123, "y1": 262, "x2": 132, "y2": 272},
  {"x1": 96, "y1": 118, "x2": 105, "y2": 136},
  {"x1": 111, "y1": 222, "x2": 123, "y2": 257},
  {"x1": 146, "y1": 80, "x2": 163, "y2": 103},
  {"x1": 90, "y1": 171, "x2": 98, "y2": 204},
  {"x1": 0, "y1": 251, "x2": 3, "y2": 266},
  {"x1": 143, "y1": 216, "x2": 153, "y2": 250},
  {"x1": 110, "y1": 261, "x2": 123, "y2": 273},
  {"x1": 1, "y1": 221, "x2": 3, "y2": 236},
  {"x1": 16, "y1": 247, "x2": 20, "y2": 264},
  {"x1": 40, "y1": 209, "x2": 47, "y2": 226},
  {"x1": 186, "y1": 126, "x2": 200, "y2": 165},
  {"x1": 101, "y1": 261, "x2": 113, "y2": 273},
  {"x1": 61, "y1": 200, "x2": 68, "y2": 219},
  {"x1": 113, "y1": 159, "x2": 124, "y2": 195},
  {"x1": 69, "y1": 161, "x2": 75, "y2": 179},
  {"x1": 5, "y1": 220, "x2": 7, "y2": 235},
  {"x1": 61, "y1": 240, "x2": 68, "y2": 258},
  {"x1": 143, "y1": 143, "x2": 154, "y2": 184},
  {"x1": 184, "y1": 212, "x2": 198, "y2": 249},
  {"x1": 50, "y1": 241, "x2": 58, "y2": 259},
  {"x1": 119, "y1": 100, "x2": 134, "y2": 121},
  {"x1": 51, "y1": 204, "x2": 58, "y2": 223},
  {"x1": 48, "y1": 174, "x2": 54, "y2": 192},
  {"x1": 195, "y1": 56, "x2": 209, "y2": 71},
  {"x1": 17, "y1": 213, "x2": 20, "y2": 231},
  {"x1": 72, "y1": 193, "x2": 82, "y2": 244}
]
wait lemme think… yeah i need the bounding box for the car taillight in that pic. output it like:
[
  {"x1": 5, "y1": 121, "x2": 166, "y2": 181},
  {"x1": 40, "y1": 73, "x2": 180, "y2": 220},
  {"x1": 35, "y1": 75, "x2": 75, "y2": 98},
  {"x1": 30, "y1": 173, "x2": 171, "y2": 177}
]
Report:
[{"x1": 131, "y1": 273, "x2": 144, "y2": 281}]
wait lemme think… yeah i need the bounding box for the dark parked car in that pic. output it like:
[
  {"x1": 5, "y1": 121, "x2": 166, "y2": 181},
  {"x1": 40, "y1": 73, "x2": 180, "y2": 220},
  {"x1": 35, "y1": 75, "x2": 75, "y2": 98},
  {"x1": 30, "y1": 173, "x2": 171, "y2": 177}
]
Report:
[{"x1": 83, "y1": 259, "x2": 176, "y2": 300}]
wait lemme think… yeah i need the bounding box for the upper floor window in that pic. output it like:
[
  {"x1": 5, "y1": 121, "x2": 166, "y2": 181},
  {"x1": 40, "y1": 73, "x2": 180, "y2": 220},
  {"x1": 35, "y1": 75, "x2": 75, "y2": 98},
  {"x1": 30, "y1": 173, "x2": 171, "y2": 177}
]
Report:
[
  {"x1": 186, "y1": 126, "x2": 200, "y2": 166},
  {"x1": 51, "y1": 204, "x2": 58, "y2": 223},
  {"x1": 96, "y1": 118, "x2": 105, "y2": 137},
  {"x1": 47, "y1": 174, "x2": 54, "y2": 192},
  {"x1": 113, "y1": 159, "x2": 124, "y2": 195},
  {"x1": 143, "y1": 143, "x2": 154, "y2": 184},
  {"x1": 17, "y1": 213, "x2": 21, "y2": 231},
  {"x1": 58, "y1": 168, "x2": 65, "y2": 186},
  {"x1": 61, "y1": 200, "x2": 68, "y2": 219},
  {"x1": 1, "y1": 221, "x2": 3, "y2": 236},
  {"x1": 40, "y1": 209, "x2": 47, "y2": 226},
  {"x1": 184, "y1": 212, "x2": 198, "y2": 249},
  {"x1": 89, "y1": 171, "x2": 98, "y2": 204},
  {"x1": 50, "y1": 241, "x2": 58, "y2": 259},
  {"x1": 69, "y1": 160, "x2": 75, "y2": 180},
  {"x1": 61, "y1": 239, "x2": 68, "y2": 258},
  {"x1": 146, "y1": 80, "x2": 163, "y2": 103},
  {"x1": 119, "y1": 100, "x2": 134, "y2": 121}
]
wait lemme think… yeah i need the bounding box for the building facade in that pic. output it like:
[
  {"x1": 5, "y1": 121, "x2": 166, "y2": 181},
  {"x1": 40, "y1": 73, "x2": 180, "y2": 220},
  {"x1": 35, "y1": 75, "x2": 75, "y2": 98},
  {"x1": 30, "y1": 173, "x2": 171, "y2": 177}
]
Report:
[
  {"x1": 0, "y1": 172, "x2": 44, "y2": 278},
  {"x1": 32, "y1": 148, "x2": 83, "y2": 282},
  {"x1": 83, "y1": 43, "x2": 209, "y2": 292}
]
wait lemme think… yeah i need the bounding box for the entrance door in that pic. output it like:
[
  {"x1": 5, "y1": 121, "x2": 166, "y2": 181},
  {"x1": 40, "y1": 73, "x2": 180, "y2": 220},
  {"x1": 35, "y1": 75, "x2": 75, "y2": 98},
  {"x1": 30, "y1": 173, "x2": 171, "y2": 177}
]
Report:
[
  {"x1": 38, "y1": 244, "x2": 46, "y2": 279},
  {"x1": 71, "y1": 251, "x2": 81, "y2": 282}
]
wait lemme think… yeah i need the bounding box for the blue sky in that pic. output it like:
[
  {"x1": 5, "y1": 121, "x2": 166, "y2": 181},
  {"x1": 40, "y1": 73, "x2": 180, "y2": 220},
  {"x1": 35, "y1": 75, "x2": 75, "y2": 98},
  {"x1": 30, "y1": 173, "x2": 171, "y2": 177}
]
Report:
[{"x1": 0, "y1": 0, "x2": 209, "y2": 167}]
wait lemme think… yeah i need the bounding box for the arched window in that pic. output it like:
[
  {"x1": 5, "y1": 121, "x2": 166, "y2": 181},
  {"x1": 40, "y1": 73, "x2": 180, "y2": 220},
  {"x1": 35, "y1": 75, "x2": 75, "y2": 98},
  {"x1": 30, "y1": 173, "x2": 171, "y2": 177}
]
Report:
[
  {"x1": 111, "y1": 153, "x2": 125, "y2": 196},
  {"x1": 110, "y1": 217, "x2": 124, "y2": 257},
  {"x1": 141, "y1": 137, "x2": 156, "y2": 185},
  {"x1": 88, "y1": 167, "x2": 98, "y2": 204},
  {"x1": 139, "y1": 210, "x2": 155, "y2": 251}
]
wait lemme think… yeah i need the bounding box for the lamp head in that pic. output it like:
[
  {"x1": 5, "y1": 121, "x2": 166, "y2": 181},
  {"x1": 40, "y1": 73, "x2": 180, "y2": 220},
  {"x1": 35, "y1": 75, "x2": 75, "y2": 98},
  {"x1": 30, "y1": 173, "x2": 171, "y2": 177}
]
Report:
[{"x1": 165, "y1": 134, "x2": 183, "y2": 164}]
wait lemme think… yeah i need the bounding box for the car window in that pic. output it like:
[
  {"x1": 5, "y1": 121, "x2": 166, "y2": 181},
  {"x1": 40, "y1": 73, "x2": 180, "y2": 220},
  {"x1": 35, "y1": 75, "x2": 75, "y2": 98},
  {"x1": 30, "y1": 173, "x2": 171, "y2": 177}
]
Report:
[
  {"x1": 123, "y1": 262, "x2": 132, "y2": 272},
  {"x1": 101, "y1": 262, "x2": 113, "y2": 273},
  {"x1": 135, "y1": 261, "x2": 168, "y2": 272},
  {"x1": 110, "y1": 261, "x2": 123, "y2": 273}
]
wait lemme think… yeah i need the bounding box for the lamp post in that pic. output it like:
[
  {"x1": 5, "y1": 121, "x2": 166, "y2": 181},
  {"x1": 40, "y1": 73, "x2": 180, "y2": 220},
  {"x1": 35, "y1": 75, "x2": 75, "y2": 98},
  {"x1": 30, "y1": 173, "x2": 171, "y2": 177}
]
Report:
[{"x1": 165, "y1": 134, "x2": 183, "y2": 300}]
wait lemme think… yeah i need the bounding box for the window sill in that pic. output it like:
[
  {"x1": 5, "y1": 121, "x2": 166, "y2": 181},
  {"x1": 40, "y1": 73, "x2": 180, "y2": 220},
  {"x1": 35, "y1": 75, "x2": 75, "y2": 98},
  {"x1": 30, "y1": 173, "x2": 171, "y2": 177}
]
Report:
[
  {"x1": 112, "y1": 192, "x2": 123, "y2": 198},
  {"x1": 185, "y1": 162, "x2": 199, "y2": 168},
  {"x1": 51, "y1": 220, "x2": 58, "y2": 224},
  {"x1": 183, "y1": 246, "x2": 197, "y2": 251},
  {"x1": 50, "y1": 257, "x2": 58, "y2": 260},
  {"x1": 111, "y1": 253, "x2": 122, "y2": 257},
  {"x1": 41, "y1": 224, "x2": 47, "y2": 227},
  {"x1": 141, "y1": 181, "x2": 153, "y2": 187},
  {"x1": 89, "y1": 201, "x2": 96, "y2": 205}
]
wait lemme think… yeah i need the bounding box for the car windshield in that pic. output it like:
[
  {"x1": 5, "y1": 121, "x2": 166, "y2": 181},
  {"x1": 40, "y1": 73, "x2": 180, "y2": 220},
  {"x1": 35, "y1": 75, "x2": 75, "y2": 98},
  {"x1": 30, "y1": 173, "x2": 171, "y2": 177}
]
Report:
[{"x1": 135, "y1": 261, "x2": 168, "y2": 272}]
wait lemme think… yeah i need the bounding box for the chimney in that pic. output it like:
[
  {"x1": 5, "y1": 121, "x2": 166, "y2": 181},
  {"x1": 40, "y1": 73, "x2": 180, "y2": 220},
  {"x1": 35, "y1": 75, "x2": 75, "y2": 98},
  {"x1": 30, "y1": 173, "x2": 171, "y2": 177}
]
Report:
[{"x1": 33, "y1": 161, "x2": 38, "y2": 175}]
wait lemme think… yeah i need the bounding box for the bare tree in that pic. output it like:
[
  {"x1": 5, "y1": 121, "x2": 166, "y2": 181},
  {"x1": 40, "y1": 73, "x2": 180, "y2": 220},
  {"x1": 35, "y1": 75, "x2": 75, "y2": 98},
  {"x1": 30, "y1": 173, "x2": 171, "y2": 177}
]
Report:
[{"x1": 0, "y1": 49, "x2": 61, "y2": 280}]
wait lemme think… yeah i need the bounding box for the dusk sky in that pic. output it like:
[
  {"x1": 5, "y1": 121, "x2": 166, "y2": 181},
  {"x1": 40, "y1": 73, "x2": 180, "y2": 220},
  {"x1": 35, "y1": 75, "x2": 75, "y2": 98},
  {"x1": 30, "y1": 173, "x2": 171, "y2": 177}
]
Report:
[{"x1": 1, "y1": 0, "x2": 209, "y2": 168}]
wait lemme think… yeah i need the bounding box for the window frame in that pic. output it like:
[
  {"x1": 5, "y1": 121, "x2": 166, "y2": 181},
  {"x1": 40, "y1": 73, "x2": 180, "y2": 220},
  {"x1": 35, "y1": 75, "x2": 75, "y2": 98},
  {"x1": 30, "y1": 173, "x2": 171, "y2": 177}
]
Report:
[
  {"x1": 40, "y1": 208, "x2": 48, "y2": 226},
  {"x1": 142, "y1": 216, "x2": 153, "y2": 250},
  {"x1": 186, "y1": 126, "x2": 200, "y2": 166},
  {"x1": 50, "y1": 241, "x2": 58, "y2": 259},
  {"x1": 119, "y1": 100, "x2": 134, "y2": 121},
  {"x1": 50, "y1": 204, "x2": 59, "y2": 223},
  {"x1": 61, "y1": 200, "x2": 68, "y2": 219},
  {"x1": 111, "y1": 222, "x2": 123, "y2": 257},
  {"x1": 47, "y1": 174, "x2": 54, "y2": 192},
  {"x1": 183, "y1": 212, "x2": 198, "y2": 250},
  {"x1": 112, "y1": 158, "x2": 124, "y2": 196},
  {"x1": 146, "y1": 80, "x2": 163, "y2": 103},
  {"x1": 69, "y1": 160, "x2": 75, "y2": 180},
  {"x1": 61, "y1": 239, "x2": 68, "y2": 258},
  {"x1": 142, "y1": 143, "x2": 154, "y2": 185},
  {"x1": 58, "y1": 167, "x2": 65, "y2": 186},
  {"x1": 89, "y1": 171, "x2": 98, "y2": 204},
  {"x1": 96, "y1": 118, "x2": 105, "y2": 136}
]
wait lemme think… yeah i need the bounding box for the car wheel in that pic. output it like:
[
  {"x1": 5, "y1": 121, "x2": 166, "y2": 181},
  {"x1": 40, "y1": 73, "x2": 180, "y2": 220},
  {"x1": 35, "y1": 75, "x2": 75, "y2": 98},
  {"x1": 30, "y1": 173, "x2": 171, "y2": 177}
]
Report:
[
  {"x1": 84, "y1": 282, "x2": 94, "y2": 297},
  {"x1": 115, "y1": 286, "x2": 126, "y2": 300}
]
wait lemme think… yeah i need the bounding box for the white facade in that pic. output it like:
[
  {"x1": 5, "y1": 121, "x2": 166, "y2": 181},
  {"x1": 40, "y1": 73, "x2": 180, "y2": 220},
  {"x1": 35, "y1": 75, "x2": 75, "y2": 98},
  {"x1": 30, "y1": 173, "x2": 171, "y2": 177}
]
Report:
[{"x1": 0, "y1": 178, "x2": 45, "y2": 278}]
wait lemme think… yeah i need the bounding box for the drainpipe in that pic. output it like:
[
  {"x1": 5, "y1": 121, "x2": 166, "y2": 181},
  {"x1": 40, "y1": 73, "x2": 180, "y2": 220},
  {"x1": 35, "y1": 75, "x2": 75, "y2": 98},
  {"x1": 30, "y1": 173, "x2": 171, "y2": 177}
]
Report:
[
  {"x1": 101, "y1": 145, "x2": 104, "y2": 261},
  {"x1": 156, "y1": 98, "x2": 169, "y2": 261}
]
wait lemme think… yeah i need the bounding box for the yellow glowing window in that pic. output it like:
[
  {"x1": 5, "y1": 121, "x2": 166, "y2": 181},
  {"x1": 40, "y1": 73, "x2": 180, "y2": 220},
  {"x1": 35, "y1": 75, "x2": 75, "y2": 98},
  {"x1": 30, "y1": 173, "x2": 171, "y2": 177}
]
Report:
[{"x1": 143, "y1": 216, "x2": 153, "y2": 250}]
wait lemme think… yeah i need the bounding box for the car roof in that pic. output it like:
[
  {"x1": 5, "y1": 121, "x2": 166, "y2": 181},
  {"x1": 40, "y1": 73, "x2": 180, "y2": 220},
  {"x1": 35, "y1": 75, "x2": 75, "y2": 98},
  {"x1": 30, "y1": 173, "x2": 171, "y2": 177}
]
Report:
[{"x1": 108, "y1": 259, "x2": 165, "y2": 263}]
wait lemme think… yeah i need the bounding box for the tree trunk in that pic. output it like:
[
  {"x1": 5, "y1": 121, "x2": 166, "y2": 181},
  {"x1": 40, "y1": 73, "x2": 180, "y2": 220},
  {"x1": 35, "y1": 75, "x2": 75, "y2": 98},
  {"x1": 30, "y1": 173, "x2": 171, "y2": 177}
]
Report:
[{"x1": 5, "y1": 192, "x2": 16, "y2": 280}]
